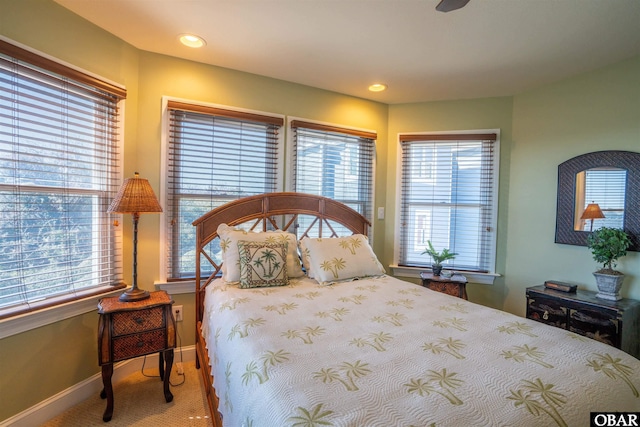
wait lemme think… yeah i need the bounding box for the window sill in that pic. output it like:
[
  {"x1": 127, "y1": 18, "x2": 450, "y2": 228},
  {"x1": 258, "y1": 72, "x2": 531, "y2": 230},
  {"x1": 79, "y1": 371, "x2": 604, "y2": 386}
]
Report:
[
  {"x1": 0, "y1": 288, "x2": 123, "y2": 340},
  {"x1": 154, "y1": 280, "x2": 196, "y2": 295},
  {"x1": 389, "y1": 265, "x2": 499, "y2": 285}
]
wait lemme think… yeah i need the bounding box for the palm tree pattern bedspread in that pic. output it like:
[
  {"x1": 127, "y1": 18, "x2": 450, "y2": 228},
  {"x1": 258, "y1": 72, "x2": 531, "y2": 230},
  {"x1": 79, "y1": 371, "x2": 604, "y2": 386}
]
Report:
[{"x1": 202, "y1": 275, "x2": 640, "y2": 427}]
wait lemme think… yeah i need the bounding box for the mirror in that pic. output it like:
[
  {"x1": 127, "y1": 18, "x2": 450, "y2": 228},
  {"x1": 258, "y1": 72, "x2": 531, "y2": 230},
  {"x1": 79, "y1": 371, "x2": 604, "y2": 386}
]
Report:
[
  {"x1": 573, "y1": 167, "x2": 626, "y2": 231},
  {"x1": 556, "y1": 150, "x2": 640, "y2": 251}
]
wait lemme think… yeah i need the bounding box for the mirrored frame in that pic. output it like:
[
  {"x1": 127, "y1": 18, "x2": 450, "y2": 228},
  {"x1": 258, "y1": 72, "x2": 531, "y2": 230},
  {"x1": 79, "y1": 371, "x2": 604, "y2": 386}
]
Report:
[{"x1": 555, "y1": 150, "x2": 640, "y2": 251}]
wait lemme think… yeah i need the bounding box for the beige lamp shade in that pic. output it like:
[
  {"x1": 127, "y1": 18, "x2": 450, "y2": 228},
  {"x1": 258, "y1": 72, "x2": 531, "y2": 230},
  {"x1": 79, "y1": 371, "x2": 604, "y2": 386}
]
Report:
[
  {"x1": 107, "y1": 172, "x2": 162, "y2": 302},
  {"x1": 107, "y1": 172, "x2": 163, "y2": 214}
]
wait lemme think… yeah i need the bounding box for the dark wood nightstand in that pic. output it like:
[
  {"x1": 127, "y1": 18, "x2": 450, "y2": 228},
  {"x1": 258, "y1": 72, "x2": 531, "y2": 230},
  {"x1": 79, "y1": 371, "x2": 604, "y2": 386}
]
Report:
[
  {"x1": 97, "y1": 290, "x2": 176, "y2": 422},
  {"x1": 526, "y1": 285, "x2": 640, "y2": 359},
  {"x1": 420, "y1": 272, "x2": 468, "y2": 300}
]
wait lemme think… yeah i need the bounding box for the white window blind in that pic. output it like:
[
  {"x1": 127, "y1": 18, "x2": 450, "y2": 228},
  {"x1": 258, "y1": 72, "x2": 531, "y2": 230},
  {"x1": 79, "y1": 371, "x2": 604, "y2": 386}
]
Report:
[
  {"x1": 291, "y1": 120, "x2": 376, "y2": 230},
  {"x1": 398, "y1": 133, "x2": 498, "y2": 273},
  {"x1": 166, "y1": 101, "x2": 283, "y2": 279},
  {"x1": 0, "y1": 41, "x2": 125, "y2": 318}
]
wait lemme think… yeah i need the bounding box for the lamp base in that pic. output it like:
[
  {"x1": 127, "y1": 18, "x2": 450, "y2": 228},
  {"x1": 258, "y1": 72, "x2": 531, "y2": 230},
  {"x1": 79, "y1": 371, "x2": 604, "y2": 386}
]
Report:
[{"x1": 119, "y1": 287, "x2": 150, "y2": 302}]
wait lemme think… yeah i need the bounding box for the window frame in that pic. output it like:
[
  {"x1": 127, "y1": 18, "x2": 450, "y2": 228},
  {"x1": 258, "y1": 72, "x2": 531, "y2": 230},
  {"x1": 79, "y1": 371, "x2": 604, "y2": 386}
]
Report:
[
  {"x1": 159, "y1": 97, "x2": 285, "y2": 282},
  {"x1": 0, "y1": 39, "x2": 126, "y2": 336},
  {"x1": 286, "y1": 117, "x2": 377, "y2": 240},
  {"x1": 392, "y1": 130, "x2": 500, "y2": 285}
]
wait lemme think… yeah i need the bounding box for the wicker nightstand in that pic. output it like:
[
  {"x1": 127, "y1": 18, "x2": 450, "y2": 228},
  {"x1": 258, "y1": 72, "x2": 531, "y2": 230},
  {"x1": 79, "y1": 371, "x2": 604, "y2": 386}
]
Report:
[
  {"x1": 420, "y1": 272, "x2": 468, "y2": 300},
  {"x1": 97, "y1": 290, "x2": 176, "y2": 422}
]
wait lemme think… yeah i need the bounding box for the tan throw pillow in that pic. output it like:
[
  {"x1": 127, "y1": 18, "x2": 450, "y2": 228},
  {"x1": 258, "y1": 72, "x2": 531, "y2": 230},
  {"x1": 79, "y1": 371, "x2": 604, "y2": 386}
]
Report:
[
  {"x1": 217, "y1": 223, "x2": 304, "y2": 282},
  {"x1": 238, "y1": 241, "x2": 289, "y2": 288}
]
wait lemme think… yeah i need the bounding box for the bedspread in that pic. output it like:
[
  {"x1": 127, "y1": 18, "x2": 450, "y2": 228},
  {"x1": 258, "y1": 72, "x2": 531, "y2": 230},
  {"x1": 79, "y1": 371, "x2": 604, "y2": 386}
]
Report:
[{"x1": 202, "y1": 275, "x2": 640, "y2": 427}]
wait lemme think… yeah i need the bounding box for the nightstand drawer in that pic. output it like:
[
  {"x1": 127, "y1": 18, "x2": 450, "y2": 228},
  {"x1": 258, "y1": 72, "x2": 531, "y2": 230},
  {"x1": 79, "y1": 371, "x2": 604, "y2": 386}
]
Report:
[
  {"x1": 420, "y1": 272, "x2": 468, "y2": 300},
  {"x1": 526, "y1": 296, "x2": 568, "y2": 328},
  {"x1": 113, "y1": 329, "x2": 166, "y2": 361},
  {"x1": 112, "y1": 306, "x2": 164, "y2": 336},
  {"x1": 569, "y1": 308, "x2": 619, "y2": 347}
]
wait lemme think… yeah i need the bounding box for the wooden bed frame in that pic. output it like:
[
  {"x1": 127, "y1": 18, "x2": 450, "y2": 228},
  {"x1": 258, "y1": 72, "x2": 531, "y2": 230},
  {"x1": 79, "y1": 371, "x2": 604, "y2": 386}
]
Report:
[{"x1": 192, "y1": 192, "x2": 371, "y2": 426}]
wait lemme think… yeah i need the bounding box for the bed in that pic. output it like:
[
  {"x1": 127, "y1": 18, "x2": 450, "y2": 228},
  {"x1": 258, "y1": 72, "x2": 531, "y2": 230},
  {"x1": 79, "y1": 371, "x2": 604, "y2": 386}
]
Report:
[{"x1": 193, "y1": 192, "x2": 640, "y2": 427}]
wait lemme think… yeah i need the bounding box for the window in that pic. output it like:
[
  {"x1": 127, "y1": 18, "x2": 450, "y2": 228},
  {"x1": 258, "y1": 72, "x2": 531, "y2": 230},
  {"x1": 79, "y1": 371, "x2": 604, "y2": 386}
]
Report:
[
  {"x1": 398, "y1": 132, "x2": 499, "y2": 274},
  {"x1": 0, "y1": 41, "x2": 126, "y2": 318},
  {"x1": 290, "y1": 120, "x2": 376, "y2": 233},
  {"x1": 166, "y1": 101, "x2": 283, "y2": 279},
  {"x1": 574, "y1": 167, "x2": 626, "y2": 231}
]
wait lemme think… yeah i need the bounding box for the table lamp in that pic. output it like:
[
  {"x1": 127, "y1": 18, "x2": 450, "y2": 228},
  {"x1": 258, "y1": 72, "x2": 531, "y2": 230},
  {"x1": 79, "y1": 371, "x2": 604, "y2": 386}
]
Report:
[
  {"x1": 580, "y1": 201, "x2": 605, "y2": 232},
  {"x1": 107, "y1": 172, "x2": 163, "y2": 301}
]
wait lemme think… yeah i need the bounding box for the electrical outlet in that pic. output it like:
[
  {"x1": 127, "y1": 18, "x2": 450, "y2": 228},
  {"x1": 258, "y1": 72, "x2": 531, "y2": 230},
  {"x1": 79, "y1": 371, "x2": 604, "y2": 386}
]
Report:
[{"x1": 172, "y1": 305, "x2": 183, "y2": 322}]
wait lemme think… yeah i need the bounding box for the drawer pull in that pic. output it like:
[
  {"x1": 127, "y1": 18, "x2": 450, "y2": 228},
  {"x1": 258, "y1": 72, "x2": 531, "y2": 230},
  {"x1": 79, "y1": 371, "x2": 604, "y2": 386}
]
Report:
[
  {"x1": 134, "y1": 317, "x2": 144, "y2": 325},
  {"x1": 136, "y1": 341, "x2": 144, "y2": 348},
  {"x1": 543, "y1": 311, "x2": 549, "y2": 320}
]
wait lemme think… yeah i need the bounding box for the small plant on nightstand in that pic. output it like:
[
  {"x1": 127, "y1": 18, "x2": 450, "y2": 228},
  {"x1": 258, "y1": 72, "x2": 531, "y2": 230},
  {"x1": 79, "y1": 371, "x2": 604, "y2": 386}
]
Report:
[
  {"x1": 586, "y1": 226, "x2": 631, "y2": 301},
  {"x1": 421, "y1": 240, "x2": 457, "y2": 276}
]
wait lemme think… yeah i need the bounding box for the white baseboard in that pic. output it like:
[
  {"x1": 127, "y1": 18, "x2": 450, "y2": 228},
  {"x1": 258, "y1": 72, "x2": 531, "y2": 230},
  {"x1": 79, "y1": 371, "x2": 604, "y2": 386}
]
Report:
[{"x1": 1, "y1": 346, "x2": 196, "y2": 427}]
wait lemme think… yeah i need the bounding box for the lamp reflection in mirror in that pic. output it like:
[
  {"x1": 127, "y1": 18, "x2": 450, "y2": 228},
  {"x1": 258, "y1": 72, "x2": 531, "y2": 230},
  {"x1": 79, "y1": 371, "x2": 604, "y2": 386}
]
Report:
[
  {"x1": 580, "y1": 202, "x2": 605, "y2": 232},
  {"x1": 107, "y1": 172, "x2": 163, "y2": 302}
]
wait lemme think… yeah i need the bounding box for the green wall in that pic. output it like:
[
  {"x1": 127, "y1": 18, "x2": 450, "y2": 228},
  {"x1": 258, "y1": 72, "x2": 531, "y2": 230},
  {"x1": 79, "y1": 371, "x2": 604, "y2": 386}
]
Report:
[
  {"x1": 1, "y1": 0, "x2": 639, "y2": 421},
  {"x1": 504, "y1": 55, "x2": 640, "y2": 315}
]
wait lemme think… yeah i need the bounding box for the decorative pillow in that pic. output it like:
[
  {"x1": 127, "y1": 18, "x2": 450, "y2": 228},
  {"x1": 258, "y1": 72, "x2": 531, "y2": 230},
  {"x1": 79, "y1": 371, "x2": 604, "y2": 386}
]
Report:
[
  {"x1": 238, "y1": 241, "x2": 289, "y2": 288},
  {"x1": 299, "y1": 235, "x2": 385, "y2": 285},
  {"x1": 217, "y1": 223, "x2": 304, "y2": 282},
  {"x1": 298, "y1": 241, "x2": 314, "y2": 278}
]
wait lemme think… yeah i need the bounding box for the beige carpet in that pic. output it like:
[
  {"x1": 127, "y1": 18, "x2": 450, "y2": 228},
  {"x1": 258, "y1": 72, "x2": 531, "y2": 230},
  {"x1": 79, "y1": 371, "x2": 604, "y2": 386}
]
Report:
[{"x1": 41, "y1": 360, "x2": 213, "y2": 426}]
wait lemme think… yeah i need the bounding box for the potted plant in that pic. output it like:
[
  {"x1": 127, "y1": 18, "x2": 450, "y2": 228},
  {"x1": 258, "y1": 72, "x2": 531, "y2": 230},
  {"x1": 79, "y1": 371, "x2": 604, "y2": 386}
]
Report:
[
  {"x1": 421, "y1": 240, "x2": 457, "y2": 276},
  {"x1": 586, "y1": 227, "x2": 632, "y2": 300}
]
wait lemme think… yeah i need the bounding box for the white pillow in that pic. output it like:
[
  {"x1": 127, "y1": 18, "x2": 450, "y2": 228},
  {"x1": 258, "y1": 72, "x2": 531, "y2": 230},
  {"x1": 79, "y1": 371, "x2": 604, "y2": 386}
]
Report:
[
  {"x1": 298, "y1": 240, "x2": 315, "y2": 278},
  {"x1": 217, "y1": 223, "x2": 304, "y2": 282},
  {"x1": 299, "y1": 235, "x2": 385, "y2": 285}
]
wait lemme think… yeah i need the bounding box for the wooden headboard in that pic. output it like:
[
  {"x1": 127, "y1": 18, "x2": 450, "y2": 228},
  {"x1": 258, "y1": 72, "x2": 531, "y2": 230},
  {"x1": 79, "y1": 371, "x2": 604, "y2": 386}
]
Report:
[{"x1": 192, "y1": 192, "x2": 371, "y2": 322}]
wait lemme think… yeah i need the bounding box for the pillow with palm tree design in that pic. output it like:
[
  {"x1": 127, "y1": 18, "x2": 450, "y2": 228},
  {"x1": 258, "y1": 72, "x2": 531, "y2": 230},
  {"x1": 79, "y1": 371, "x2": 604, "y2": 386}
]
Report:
[
  {"x1": 217, "y1": 223, "x2": 304, "y2": 282},
  {"x1": 300, "y1": 235, "x2": 385, "y2": 285},
  {"x1": 238, "y1": 241, "x2": 289, "y2": 288}
]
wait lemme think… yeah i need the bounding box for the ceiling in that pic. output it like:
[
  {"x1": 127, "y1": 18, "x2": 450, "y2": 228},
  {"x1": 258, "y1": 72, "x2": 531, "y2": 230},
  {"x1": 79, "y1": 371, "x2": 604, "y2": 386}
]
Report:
[{"x1": 53, "y1": 0, "x2": 640, "y2": 104}]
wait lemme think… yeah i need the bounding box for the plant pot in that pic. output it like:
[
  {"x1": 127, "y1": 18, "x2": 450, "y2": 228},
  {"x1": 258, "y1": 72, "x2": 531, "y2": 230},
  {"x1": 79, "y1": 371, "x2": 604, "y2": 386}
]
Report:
[
  {"x1": 593, "y1": 272, "x2": 625, "y2": 301},
  {"x1": 432, "y1": 264, "x2": 443, "y2": 276}
]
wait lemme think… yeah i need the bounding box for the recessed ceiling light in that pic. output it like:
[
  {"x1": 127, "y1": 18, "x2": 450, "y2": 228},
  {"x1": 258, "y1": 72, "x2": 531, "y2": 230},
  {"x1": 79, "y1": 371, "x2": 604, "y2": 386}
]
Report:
[
  {"x1": 368, "y1": 83, "x2": 387, "y2": 92},
  {"x1": 179, "y1": 34, "x2": 206, "y2": 48}
]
